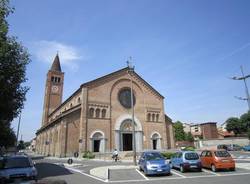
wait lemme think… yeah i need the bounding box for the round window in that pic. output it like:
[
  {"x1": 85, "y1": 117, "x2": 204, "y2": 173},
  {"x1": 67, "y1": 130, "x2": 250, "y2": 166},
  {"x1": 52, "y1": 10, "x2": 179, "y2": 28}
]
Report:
[{"x1": 118, "y1": 88, "x2": 136, "y2": 109}]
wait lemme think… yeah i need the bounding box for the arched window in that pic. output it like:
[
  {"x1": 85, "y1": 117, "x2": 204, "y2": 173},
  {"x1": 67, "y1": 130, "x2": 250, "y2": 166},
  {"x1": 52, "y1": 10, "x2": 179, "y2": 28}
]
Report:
[
  {"x1": 95, "y1": 108, "x2": 100, "y2": 118},
  {"x1": 147, "y1": 113, "x2": 151, "y2": 121},
  {"x1": 156, "y1": 114, "x2": 159, "y2": 122},
  {"x1": 89, "y1": 108, "x2": 94, "y2": 118},
  {"x1": 101, "y1": 109, "x2": 106, "y2": 118},
  {"x1": 77, "y1": 97, "x2": 81, "y2": 104},
  {"x1": 70, "y1": 103, "x2": 73, "y2": 108},
  {"x1": 152, "y1": 114, "x2": 155, "y2": 122}
]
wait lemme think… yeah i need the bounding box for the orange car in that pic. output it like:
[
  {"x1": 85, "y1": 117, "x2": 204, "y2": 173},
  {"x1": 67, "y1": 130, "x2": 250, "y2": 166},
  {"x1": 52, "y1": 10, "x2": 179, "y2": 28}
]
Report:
[{"x1": 200, "y1": 149, "x2": 235, "y2": 172}]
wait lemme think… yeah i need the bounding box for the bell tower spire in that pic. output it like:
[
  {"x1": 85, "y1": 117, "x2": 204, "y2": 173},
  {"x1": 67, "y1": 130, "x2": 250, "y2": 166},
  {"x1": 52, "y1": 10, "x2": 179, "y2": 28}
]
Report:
[{"x1": 41, "y1": 54, "x2": 64, "y2": 126}]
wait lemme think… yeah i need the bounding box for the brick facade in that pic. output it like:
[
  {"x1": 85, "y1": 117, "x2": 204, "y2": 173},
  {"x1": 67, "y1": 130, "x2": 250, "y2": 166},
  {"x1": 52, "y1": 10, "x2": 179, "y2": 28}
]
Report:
[{"x1": 36, "y1": 55, "x2": 175, "y2": 157}]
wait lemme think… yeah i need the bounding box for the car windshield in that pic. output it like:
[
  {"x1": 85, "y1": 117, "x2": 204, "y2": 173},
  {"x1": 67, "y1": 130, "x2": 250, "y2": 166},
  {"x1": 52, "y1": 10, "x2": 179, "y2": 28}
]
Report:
[
  {"x1": 185, "y1": 152, "x2": 199, "y2": 160},
  {"x1": 214, "y1": 151, "x2": 231, "y2": 157},
  {"x1": 4, "y1": 157, "x2": 31, "y2": 169},
  {"x1": 146, "y1": 152, "x2": 164, "y2": 160}
]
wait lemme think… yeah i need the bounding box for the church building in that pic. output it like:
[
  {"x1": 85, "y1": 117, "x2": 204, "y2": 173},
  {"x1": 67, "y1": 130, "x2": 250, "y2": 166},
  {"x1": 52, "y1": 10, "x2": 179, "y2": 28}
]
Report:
[{"x1": 35, "y1": 55, "x2": 175, "y2": 157}]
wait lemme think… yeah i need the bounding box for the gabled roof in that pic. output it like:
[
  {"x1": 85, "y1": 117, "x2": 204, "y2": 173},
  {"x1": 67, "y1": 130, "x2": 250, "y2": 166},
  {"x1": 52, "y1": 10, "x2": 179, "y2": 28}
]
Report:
[
  {"x1": 50, "y1": 54, "x2": 62, "y2": 72},
  {"x1": 80, "y1": 67, "x2": 164, "y2": 98}
]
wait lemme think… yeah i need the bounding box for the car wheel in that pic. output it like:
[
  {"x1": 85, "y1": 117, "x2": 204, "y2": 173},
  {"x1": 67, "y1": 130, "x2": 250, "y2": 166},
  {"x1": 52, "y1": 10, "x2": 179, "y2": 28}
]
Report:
[
  {"x1": 139, "y1": 166, "x2": 143, "y2": 171},
  {"x1": 211, "y1": 164, "x2": 217, "y2": 172},
  {"x1": 180, "y1": 165, "x2": 185, "y2": 173},
  {"x1": 144, "y1": 168, "x2": 148, "y2": 176},
  {"x1": 230, "y1": 167, "x2": 235, "y2": 171},
  {"x1": 198, "y1": 168, "x2": 202, "y2": 172}
]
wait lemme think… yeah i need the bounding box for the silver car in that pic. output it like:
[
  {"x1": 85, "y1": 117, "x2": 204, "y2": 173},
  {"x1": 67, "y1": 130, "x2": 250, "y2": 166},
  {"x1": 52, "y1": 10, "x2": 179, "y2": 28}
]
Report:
[{"x1": 0, "y1": 155, "x2": 37, "y2": 183}]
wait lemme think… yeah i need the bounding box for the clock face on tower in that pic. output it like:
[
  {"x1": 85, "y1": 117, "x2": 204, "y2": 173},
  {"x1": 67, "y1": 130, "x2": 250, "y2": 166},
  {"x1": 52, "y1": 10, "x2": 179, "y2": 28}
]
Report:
[{"x1": 51, "y1": 85, "x2": 59, "y2": 93}]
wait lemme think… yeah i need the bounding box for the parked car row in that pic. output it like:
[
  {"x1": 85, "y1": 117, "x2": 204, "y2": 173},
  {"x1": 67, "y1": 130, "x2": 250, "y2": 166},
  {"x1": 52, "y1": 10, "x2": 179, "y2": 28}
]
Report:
[
  {"x1": 138, "y1": 149, "x2": 235, "y2": 176},
  {"x1": 217, "y1": 144, "x2": 250, "y2": 152}
]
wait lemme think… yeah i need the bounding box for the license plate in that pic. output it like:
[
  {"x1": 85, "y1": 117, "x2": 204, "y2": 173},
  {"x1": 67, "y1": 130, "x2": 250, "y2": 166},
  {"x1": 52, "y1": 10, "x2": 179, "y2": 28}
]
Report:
[
  {"x1": 222, "y1": 160, "x2": 229, "y2": 162},
  {"x1": 190, "y1": 165, "x2": 197, "y2": 168},
  {"x1": 157, "y1": 169, "x2": 163, "y2": 172}
]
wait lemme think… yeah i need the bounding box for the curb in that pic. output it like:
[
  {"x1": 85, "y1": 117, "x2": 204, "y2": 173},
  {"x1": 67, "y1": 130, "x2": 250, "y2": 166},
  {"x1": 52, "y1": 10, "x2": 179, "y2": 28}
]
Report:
[{"x1": 90, "y1": 165, "x2": 139, "y2": 180}]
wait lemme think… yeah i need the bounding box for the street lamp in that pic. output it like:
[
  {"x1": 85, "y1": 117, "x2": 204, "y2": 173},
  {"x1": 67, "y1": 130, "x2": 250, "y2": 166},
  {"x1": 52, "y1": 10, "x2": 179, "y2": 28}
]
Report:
[
  {"x1": 127, "y1": 58, "x2": 137, "y2": 166},
  {"x1": 231, "y1": 65, "x2": 250, "y2": 111},
  {"x1": 16, "y1": 113, "x2": 21, "y2": 148}
]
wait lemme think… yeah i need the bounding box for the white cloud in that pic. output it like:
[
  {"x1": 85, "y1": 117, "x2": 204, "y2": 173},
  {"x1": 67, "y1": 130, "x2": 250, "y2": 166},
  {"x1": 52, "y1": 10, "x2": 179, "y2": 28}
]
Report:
[{"x1": 31, "y1": 40, "x2": 84, "y2": 70}]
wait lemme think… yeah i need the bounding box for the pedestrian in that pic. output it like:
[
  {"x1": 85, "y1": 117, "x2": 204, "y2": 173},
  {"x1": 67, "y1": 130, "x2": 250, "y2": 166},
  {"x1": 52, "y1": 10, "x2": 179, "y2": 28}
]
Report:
[{"x1": 112, "y1": 149, "x2": 119, "y2": 162}]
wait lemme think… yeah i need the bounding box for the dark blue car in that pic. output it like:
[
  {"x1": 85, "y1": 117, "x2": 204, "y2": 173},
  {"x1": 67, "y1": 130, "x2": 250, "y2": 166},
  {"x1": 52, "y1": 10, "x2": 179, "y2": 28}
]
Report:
[
  {"x1": 170, "y1": 151, "x2": 202, "y2": 172},
  {"x1": 138, "y1": 151, "x2": 171, "y2": 176}
]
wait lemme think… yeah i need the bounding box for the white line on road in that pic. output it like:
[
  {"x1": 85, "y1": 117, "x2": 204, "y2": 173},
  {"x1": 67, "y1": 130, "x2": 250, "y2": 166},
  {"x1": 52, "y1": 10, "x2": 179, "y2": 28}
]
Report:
[
  {"x1": 108, "y1": 172, "x2": 250, "y2": 183},
  {"x1": 202, "y1": 168, "x2": 220, "y2": 176},
  {"x1": 64, "y1": 166, "x2": 107, "y2": 183},
  {"x1": 171, "y1": 170, "x2": 186, "y2": 178},
  {"x1": 135, "y1": 169, "x2": 149, "y2": 180}
]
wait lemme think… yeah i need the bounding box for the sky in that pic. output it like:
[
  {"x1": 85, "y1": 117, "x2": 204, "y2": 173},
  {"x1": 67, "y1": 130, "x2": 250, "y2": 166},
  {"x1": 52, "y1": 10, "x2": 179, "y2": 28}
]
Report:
[{"x1": 8, "y1": 0, "x2": 250, "y2": 141}]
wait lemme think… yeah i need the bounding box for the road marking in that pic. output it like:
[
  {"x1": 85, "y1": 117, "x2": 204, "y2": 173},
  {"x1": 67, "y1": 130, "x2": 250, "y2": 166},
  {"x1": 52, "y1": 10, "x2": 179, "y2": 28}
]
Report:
[
  {"x1": 171, "y1": 170, "x2": 186, "y2": 178},
  {"x1": 202, "y1": 168, "x2": 220, "y2": 176},
  {"x1": 109, "y1": 179, "x2": 147, "y2": 183},
  {"x1": 108, "y1": 172, "x2": 250, "y2": 183},
  {"x1": 60, "y1": 163, "x2": 250, "y2": 183},
  {"x1": 64, "y1": 165, "x2": 108, "y2": 183},
  {"x1": 135, "y1": 169, "x2": 149, "y2": 180}
]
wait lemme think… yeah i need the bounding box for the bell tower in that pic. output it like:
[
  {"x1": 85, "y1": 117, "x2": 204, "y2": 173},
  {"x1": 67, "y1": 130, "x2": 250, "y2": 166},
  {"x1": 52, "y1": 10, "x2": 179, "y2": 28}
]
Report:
[{"x1": 41, "y1": 54, "x2": 64, "y2": 126}]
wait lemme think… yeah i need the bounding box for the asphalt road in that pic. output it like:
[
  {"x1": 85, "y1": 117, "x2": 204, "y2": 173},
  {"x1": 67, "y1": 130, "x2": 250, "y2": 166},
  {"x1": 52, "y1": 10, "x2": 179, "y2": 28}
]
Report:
[{"x1": 29, "y1": 155, "x2": 250, "y2": 184}]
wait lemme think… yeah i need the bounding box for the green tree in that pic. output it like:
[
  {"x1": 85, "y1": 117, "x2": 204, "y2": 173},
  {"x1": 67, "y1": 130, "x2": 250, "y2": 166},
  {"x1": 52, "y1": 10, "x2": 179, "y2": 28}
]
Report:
[
  {"x1": 240, "y1": 111, "x2": 250, "y2": 130},
  {"x1": 17, "y1": 140, "x2": 25, "y2": 150},
  {"x1": 24, "y1": 141, "x2": 31, "y2": 148},
  {"x1": 185, "y1": 132, "x2": 194, "y2": 142},
  {"x1": 173, "y1": 121, "x2": 186, "y2": 141},
  {"x1": 225, "y1": 117, "x2": 244, "y2": 136},
  {"x1": 247, "y1": 128, "x2": 250, "y2": 139},
  {"x1": 0, "y1": 0, "x2": 30, "y2": 148}
]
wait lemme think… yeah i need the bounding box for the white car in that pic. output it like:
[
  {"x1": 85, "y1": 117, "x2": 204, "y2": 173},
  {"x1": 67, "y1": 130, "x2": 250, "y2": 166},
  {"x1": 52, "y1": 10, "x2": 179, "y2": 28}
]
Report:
[{"x1": 0, "y1": 155, "x2": 37, "y2": 183}]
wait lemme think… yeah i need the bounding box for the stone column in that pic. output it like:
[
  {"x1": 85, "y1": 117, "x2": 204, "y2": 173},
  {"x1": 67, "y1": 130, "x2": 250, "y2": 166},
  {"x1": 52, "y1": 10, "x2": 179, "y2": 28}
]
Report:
[
  {"x1": 114, "y1": 130, "x2": 120, "y2": 150},
  {"x1": 135, "y1": 131, "x2": 143, "y2": 151},
  {"x1": 79, "y1": 87, "x2": 88, "y2": 154}
]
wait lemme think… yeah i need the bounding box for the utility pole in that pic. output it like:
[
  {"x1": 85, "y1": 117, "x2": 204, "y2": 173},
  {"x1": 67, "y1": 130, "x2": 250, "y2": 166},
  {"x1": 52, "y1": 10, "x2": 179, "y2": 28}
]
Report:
[
  {"x1": 231, "y1": 65, "x2": 250, "y2": 111},
  {"x1": 127, "y1": 57, "x2": 137, "y2": 166},
  {"x1": 16, "y1": 114, "x2": 21, "y2": 147}
]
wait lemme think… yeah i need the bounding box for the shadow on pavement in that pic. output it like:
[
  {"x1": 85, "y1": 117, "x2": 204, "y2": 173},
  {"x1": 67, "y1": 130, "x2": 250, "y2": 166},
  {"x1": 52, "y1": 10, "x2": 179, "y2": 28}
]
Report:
[
  {"x1": 35, "y1": 162, "x2": 72, "y2": 180},
  {"x1": 31, "y1": 156, "x2": 45, "y2": 160}
]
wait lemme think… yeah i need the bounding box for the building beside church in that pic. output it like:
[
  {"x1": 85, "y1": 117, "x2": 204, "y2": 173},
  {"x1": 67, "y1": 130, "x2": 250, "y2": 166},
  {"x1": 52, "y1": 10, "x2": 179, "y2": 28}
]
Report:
[{"x1": 35, "y1": 55, "x2": 175, "y2": 157}]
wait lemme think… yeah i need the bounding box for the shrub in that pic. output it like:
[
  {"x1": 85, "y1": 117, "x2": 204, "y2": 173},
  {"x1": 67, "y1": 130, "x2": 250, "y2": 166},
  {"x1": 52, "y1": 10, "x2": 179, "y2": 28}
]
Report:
[
  {"x1": 82, "y1": 151, "x2": 95, "y2": 159},
  {"x1": 161, "y1": 152, "x2": 175, "y2": 159},
  {"x1": 182, "y1": 146, "x2": 195, "y2": 151}
]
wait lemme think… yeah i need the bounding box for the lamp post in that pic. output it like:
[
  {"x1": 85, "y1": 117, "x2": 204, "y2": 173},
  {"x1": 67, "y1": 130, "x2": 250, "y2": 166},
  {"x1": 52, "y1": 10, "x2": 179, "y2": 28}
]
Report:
[
  {"x1": 231, "y1": 65, "x2": 250, "y2": 111},
  {"x1": 16, "y1": 114, "x2": 21, "y2": 147},
  {"x1": 127, "y1": 59, "x2": 137, "y2": 166}
]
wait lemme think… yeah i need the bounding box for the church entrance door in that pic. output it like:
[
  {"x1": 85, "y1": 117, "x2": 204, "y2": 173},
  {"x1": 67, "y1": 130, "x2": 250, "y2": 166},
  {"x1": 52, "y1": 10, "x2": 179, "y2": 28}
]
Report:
[
  {"x1": 122, "y1": 133, "x2": 132, "y2": 151},
  {"x1": 93, "y1": 140, "x2": 101, "y2": 152}
]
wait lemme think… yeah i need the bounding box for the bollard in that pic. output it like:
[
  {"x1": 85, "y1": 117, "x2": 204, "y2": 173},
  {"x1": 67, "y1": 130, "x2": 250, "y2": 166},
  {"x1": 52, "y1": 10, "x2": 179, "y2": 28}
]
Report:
[
  {"x1": 107, "y1": 168, "x2": 110, "y2": 180},
  {"x1": 67, "y1": 158, "x2": 73, "y2": 165}
]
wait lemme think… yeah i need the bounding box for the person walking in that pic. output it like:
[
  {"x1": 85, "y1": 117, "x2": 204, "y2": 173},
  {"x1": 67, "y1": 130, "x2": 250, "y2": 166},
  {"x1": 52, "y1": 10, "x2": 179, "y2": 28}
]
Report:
[{"x1": 112, "y1": 149, "x2": 119, "y2": 162}]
